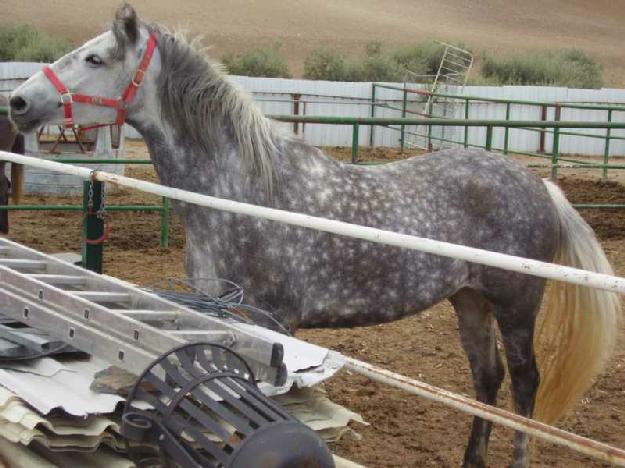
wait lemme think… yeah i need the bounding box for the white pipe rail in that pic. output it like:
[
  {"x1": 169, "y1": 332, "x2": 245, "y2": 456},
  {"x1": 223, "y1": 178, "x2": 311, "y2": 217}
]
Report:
[
  {"x1": 2, "y1": 150, "x2": 625, "y2": 294},
  {"x1": 2, "y1": 150, "x2": 625, "y2": 464}
]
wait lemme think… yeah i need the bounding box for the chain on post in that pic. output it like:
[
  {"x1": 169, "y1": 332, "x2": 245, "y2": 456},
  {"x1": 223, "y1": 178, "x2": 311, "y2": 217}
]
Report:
[
  {"x1": 88, "y1": 178, "x2": 94, "y2": 213},
  {"x1": 97, "y1": 179, "x2": 106, "y2": 220}
]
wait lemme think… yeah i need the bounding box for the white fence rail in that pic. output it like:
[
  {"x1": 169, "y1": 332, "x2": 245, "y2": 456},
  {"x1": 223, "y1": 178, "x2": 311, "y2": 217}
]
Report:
[{"x1": 2, "y1": 62, "x2": 625, "y2": 155}]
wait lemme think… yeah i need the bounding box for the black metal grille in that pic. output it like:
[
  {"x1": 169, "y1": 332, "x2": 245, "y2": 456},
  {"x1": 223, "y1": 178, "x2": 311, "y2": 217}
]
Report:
[{"x1": 122, "y1": 342, "x2": 334, "y2": 468}]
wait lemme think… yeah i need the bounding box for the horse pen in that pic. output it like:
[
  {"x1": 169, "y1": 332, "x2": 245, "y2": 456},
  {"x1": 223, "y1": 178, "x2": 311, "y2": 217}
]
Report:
[
  {"x1": 2, "y1": 121, "x2": 625, "y2": 467},
  {"x1": 4, "y1": 3, "x2": 625, "y2": 467}
]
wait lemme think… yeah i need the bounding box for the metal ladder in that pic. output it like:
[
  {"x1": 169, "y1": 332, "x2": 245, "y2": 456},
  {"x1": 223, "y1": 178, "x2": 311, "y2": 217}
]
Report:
[
  {"x1": 414, "y1": 42, "x2": 474, "y2": 150},
  {"x1": 0, "y1": 238, "x2": 287, "y2": 386}
]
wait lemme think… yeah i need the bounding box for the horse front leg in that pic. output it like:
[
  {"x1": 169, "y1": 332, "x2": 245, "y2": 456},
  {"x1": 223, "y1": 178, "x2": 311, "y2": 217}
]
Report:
[{"x1": 451, "y1": 289, "x2": 505, "y2": 468}]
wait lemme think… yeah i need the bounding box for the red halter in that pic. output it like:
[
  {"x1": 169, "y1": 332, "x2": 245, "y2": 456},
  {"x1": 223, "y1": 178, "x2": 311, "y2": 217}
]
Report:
[{"x1": 42, "y1": 32, "x2": 158, "y2": 129}]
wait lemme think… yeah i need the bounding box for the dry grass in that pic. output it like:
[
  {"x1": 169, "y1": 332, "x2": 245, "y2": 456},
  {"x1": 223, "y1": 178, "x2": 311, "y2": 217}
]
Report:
[{"x1": 3, "y1": 0, "x2": 625, "y2": 85}]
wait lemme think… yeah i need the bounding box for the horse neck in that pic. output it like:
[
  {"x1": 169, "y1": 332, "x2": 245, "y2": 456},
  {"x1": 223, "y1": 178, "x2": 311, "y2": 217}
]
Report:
[{"x1": 130, "y1": 107, "x2": 273, "y2": 204}]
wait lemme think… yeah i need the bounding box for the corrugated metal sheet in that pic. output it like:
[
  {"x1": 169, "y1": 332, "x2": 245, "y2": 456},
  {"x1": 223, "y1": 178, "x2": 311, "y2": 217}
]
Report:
[
  {"x1": 0, "y1": 352, "x2": 364, "y2": 465},
  {"x1": 3, "y1": 61, "x2": 622, "y2": 155},
  {"x1": 0, "y1": 437, "x2": 134, "y2": 468},
  {"x1": 0, "y1": 358, "x2": 125, "y2": 416}
]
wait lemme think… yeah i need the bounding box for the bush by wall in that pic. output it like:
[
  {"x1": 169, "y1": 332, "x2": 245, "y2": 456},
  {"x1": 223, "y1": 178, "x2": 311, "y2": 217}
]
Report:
[
  {"x1": 303, "y1": 40, "x2": 464, "y2": 82},
  {"x1": 0, "y1": 24, "x2": 72, "y2": 62},
  {"x1": 222, "y1": 44, "x2": 291, "y2": 78},
  {"x1": 480, "y1": 49, "x2": 603, "y2": 88}
]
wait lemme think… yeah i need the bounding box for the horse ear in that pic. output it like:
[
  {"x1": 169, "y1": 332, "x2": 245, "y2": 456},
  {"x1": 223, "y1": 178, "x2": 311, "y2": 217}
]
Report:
[{"x1": 113, "y1": 3, "x2": 138, "y2": 46}]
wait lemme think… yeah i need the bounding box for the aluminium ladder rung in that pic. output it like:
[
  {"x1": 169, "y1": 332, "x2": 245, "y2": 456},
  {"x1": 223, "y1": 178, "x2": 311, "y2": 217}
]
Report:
[
  {"x1": 117, "y1": 310, "x2": 179, "y2": 321},
  {"x1": 168, "y1": 330, "x2": 237, "y2": 347},
  {"x1": 28, "y1": 274, "x2": 86, "y2": 286},
  {"x1": 0, "y1": 259, "x2": 47, "y2": 270},
  {"x1": 74, "y1": 291, "x2": 131, "y2": 303}
]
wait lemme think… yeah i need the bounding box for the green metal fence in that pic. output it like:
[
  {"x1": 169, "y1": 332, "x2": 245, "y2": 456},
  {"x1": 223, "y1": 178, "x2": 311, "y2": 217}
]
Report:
[
  {"x1": 3, "y1": 111, "x2": 625, "y2": 270},
  {"x1": 369, "y1": 84, "x2": 625, "y2": 179},
  {"x1": 272, "y1": 115, "x2": 625, "y2": 174}
]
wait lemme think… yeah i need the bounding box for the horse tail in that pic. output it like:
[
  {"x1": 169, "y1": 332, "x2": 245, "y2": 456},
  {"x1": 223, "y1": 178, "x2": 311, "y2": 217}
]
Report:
[{"x1": 533, "y1": 180, "x2": 621, "y2": 423}]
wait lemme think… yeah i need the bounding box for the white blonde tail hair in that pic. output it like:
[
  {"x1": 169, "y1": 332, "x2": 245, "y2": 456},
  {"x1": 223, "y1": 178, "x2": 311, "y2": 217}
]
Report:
[{"x1": 534, "y1": 180, "x2": 621, "y2": 423}]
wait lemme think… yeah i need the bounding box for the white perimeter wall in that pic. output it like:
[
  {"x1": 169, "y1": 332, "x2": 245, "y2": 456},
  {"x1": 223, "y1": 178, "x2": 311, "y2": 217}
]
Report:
[{"x1": 3, "y1": 62, "x2": 625, "y2": 156}]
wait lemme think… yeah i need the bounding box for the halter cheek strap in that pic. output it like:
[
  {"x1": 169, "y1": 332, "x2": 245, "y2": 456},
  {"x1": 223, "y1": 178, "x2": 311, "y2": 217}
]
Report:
[{"x1": 42, "y1": 32, "x2": 158, "y2": 129}]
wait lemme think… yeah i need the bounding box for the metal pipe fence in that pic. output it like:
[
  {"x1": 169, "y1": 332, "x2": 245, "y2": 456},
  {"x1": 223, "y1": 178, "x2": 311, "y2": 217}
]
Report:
[
  {"x1": 370, "y1": 84, "x2": 625, "y2": 179},
  {"x1": 2, "y1": 114, "x2": 625, "y2": 252}
]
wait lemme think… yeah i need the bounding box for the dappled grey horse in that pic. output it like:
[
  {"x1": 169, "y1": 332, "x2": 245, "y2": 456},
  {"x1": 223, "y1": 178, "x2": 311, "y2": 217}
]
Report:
[
  {"x1": 8, "y1": 5, "x2": 620, "y2": 467},
  {"x1": 0, "y1": 95, "x2": 25, "y2": 234}
]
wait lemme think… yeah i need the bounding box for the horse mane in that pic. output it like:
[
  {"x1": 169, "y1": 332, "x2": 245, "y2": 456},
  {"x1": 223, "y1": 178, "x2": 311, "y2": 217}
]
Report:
[{"x1": 148, "y1": 25, "x2": 281, "y2": 190}]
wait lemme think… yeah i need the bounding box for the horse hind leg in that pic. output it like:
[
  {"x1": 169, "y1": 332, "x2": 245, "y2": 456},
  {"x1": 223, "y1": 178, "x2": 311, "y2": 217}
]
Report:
[
  {"x1": 450, "y1": 288, "x2": 505, "y2": 468},
  {"x1": 492, "y1": 296, "x2": 542, "y2": 468}
]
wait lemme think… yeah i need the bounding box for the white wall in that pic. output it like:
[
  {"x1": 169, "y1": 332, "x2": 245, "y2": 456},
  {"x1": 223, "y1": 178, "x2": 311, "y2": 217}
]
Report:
[{"x1": 2, "y1": 62, "x2": 624, "y2": 156}]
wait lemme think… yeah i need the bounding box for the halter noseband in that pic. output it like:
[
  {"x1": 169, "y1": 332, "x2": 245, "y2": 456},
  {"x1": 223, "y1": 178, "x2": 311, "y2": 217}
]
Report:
[{"x1": 42, "y1": 32, "x2": 158, "y2": 129}]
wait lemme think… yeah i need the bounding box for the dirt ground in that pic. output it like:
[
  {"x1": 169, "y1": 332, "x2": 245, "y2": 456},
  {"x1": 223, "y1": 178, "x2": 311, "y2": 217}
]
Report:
[
  {"x1": 4, "y1": 0, "x2": 625, "y2": 86},
  {"x1": 6, "y1": 143, "x2": 625, "y2": 467}
]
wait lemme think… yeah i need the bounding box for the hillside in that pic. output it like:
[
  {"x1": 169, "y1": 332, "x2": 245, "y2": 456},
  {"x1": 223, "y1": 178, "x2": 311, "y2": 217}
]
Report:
[{"x1": 4, "y1": 0, "x2": 625, "y2": 86}]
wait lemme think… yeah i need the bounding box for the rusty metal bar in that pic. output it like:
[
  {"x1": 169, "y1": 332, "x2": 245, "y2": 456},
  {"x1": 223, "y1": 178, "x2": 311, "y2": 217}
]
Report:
[{"x1": 343, "y1": 356, "x2": 625, "y2": 466}]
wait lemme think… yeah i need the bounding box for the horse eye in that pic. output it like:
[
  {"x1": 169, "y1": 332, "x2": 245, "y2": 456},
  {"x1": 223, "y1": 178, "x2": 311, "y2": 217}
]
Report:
[{"x1": 85, "y1": 54, "x2": 104, "y2": 66}]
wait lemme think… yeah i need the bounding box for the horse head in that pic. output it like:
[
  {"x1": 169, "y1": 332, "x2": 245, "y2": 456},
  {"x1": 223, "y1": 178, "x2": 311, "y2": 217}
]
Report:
[{"x1": 9, "y1": 3, "x2": 159, "y2": 134}]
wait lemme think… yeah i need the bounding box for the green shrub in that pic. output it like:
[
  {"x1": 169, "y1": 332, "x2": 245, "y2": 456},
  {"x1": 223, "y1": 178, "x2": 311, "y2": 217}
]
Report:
[
  {"x1": 0, "y1": 23, "x2": 72, "y2": 62},
  {"x1": 303, "y1": 48, "x2": 350, "y2": 81},
  {"x1": 480, "y1": 49, "x2": 603, "y2": 88},
  {"x1": 304, "y1": 40, "x2": 466, "y2": 82},
  {"x1": 222, "y1": 44, "x2": 291, "y2": 78},
  {"x1": 391, "y1": 41, "x2": 449, "y2": 78}
]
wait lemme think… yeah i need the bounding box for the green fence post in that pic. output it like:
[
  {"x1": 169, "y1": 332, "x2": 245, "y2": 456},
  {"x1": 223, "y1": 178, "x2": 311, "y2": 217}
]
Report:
[
  {"x1": 160, "y1": 196, "x2": 170, "y2": 248},
  {"x1": 82, "y1": 180, "x2": 104, "y2": 273},
  {"x1": 551, "y1": 105, "x2": 561, "y2": 179},
  {"x1": 485, "y1": 125, "x2": 493, "y2": 152},
  {"x1": 369, "y1": 84, "x2": 376, "y2": 147},
  {"x1": 463, "y1": 98, "x2": 470, "y2": 148},
  {"x1": 504, "y1": 102, "x2": 511, "y2": 155},
  {"x1": 400, "y1": 88, "x2": 408, "y2": 153},
  {"x1": 352, "y1": 123, "x2": 360, "y2": 163},
  {"x1": 604, "y1": 109, "x2": 613, "y2": 180}
]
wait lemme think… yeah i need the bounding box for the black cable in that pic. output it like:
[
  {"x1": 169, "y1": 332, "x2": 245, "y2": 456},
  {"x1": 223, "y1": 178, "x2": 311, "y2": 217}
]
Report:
[{"x1": 146, "y1": 277, "x2": 293, "y2": 336}]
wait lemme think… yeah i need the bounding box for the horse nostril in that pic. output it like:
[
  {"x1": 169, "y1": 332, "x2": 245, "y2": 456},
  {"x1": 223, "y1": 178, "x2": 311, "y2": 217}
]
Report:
[{"x1": 9, "y1": 96, "x2": 28, "y2": 113}]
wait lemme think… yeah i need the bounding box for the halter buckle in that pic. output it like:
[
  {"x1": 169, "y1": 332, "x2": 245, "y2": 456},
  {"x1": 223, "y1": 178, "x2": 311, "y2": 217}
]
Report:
[
  {"x1": 60, "y1": 93, "x2": 73, "y2": 104},
  {"x1": 132, "y1": 69, "x2": 146, "y2": 87}
]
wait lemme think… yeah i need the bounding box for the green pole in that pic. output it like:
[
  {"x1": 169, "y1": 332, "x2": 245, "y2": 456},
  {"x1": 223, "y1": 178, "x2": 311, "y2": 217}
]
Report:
[
  {"x1": 82, "y1": 180, "x2": 104, "y2": 273},
  {"x1": 160, "y1": 196, "x2": 170, "y2": 248},
  {"x1": 485, "y1": 125, "x2": 493, "y2": 151},
  {"x1": 504, "y1": 102, "x2": 511, "y2": 155},
  {"x1": 369, "y1": 84, "x2": 376, "y2": 147},
  {"x1": 604, "y1": 109, "x2": 613, "y2": 180},
  {"x1": 463, "y1": 99, "x2": 470, "y2": 148},
  {"x1": 400, "y1": 88, "x2": 408, "y2": 153},
  {"x1": 551, "y1": 105, "x2": 561, "y2": 179},
  {"x1": 426, "y1": 98, "x2": 433, "y2": 151},
  {"x1": 352, "y1": 123, "x2": 360, "y2": 163}
]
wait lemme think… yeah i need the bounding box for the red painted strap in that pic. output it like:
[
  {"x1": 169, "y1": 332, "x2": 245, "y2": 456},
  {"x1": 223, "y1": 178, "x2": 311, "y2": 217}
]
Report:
[
  {"x1": 72, "y1": 94, "x2": 120, "y2": 108},
  {"x1": 118, "y1": 32, "x2": 158, "y2": 125},
  {"x1": 43, "y1": 66, "x2": 74, "y2": 128},
  {"x1": 84, "y1": 222, "x2": 111, "y2": 245},
  {"x1": 84, "y1": 209, "x2": 111, "y2": 245}
]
